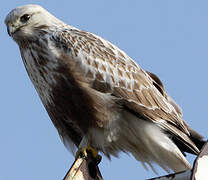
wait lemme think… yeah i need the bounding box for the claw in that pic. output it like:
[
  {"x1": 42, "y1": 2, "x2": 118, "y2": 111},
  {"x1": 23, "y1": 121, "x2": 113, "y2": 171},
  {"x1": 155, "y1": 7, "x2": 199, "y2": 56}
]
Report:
[{"x1": 75, "y1": 146, "x2": 99, "y2": 160}]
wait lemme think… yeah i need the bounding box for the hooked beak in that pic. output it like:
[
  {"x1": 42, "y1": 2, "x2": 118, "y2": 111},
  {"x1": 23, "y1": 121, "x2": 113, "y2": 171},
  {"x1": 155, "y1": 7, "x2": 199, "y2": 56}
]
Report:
[
  {"x1": 7, "y1": 26, "x2": 11, "y2": 36},
  {"x1": 6, "y1": 25, "x2": 18, "y2": 36}
]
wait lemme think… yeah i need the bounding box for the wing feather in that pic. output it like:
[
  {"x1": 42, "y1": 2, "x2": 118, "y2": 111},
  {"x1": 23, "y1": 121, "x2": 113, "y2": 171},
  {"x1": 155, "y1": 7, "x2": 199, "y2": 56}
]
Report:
[{"x1": 52, "y1": 29, "x2": 199, "y2": 154}]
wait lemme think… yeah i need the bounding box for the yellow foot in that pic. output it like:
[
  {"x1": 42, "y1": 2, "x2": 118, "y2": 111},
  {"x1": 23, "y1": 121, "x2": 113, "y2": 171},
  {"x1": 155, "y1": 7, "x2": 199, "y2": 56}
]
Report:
[{"x1": 75, "y1": 146, "x2": 99, "y2": 160}]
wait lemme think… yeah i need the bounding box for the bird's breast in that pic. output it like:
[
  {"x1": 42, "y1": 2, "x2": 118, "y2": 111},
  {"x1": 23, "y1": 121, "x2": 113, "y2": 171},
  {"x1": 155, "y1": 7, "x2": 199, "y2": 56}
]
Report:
[{"x1": 20, "y1": 44, "x2": 98, "y2": 141}]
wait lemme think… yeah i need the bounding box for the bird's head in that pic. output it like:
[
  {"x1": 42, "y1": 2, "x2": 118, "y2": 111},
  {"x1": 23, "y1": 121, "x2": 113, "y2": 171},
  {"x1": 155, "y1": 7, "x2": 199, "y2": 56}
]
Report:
[{"x1": 5, "y1": 4, "x2": 64, "y2": 42}]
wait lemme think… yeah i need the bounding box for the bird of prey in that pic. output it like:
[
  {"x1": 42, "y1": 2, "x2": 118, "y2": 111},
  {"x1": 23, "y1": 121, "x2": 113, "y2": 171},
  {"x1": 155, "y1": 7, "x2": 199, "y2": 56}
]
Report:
[{"x1": 5, "y1": 4, "x2": 205, "y2": 173}]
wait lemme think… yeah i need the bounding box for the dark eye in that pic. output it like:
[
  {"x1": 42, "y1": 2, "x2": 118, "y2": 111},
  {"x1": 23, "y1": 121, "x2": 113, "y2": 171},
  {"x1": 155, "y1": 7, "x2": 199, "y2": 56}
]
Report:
[{"x1": 20, "y1": 14, "x2": 30, "y2": 23}]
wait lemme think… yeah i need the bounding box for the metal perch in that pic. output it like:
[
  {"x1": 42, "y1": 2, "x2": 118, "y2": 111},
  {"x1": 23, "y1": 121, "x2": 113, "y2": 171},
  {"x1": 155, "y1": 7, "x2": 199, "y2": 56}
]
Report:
[{"x1": 63, "y1": 151, "x2": 103, "y2": 180}]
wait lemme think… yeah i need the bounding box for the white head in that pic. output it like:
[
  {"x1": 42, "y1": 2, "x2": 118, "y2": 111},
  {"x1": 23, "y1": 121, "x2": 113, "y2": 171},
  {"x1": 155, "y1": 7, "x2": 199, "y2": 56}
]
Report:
[{"x1": 5, "y1": 4, "x2": 64, "y2": 42}]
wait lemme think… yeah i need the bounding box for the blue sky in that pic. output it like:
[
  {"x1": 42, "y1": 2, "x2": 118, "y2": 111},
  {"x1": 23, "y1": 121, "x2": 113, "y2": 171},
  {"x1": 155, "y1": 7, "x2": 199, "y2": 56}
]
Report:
[{"x1": 1, "y1": 1, "x2": 208, "y2": 179}]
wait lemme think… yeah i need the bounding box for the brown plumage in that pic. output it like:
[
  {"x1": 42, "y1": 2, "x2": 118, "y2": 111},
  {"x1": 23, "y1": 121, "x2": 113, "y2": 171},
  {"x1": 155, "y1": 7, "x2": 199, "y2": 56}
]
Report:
[{"x1": 5, "y1": 4, "x2": 205, "y2": 173}]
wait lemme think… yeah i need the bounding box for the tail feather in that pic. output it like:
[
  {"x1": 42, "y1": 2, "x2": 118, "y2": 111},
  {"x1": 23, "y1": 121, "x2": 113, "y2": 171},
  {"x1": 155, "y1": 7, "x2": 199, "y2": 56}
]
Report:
[
  {"x1": 172, "y1": 127, "x2": 206, "y2": 155},
  {"x1": 189, "y1": 127, "x2": 206, "y2": 151}
]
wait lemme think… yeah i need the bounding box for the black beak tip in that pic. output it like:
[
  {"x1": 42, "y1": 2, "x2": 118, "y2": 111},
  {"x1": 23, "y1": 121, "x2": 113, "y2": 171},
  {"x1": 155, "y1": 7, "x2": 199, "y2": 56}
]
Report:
[{"x1": 7, "y1": 27, "x2": 11, "y2": 36}]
